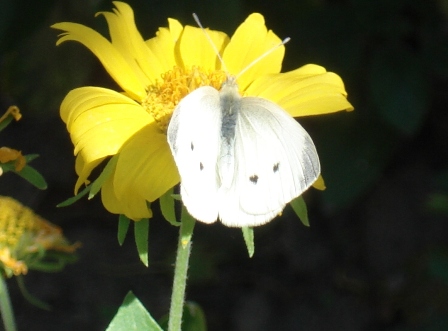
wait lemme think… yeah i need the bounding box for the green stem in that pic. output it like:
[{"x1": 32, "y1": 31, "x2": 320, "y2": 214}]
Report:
[
  {"x1": 0, "y1": 274, "x2": 16, "y2": 331},
  {"x1": 168, "y1": 209, "x2": 196, "y2": 331}
]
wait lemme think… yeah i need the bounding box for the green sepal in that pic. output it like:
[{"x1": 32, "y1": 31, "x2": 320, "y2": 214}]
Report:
[
  {"x1": 171, "y1": 193, "x2": 181, "y2": 200},
  {"x1": 26, "y1": 250, "x2": 78, "y2": 273},
  {"x1": 106, "y1": 291, "x2": 163, "y2": 331},
  {"x1": 89, "y1": 155, "x2": 118, "y2": 199},
  {"x1": 135, "y1": 219, "x2": 149, "y2": 267},
  {"x1": 159, "y1": 301, "x2": 207, "y2": 331},
  {"x1": 160, "y1": 188, "x2": 181, "y2": 226},
  {"x1": 290, "y1": 196, "x2": 310, "y2": 227},
  {"x1": 242, "y1": 227, "x2": 255, "y2": 257},
  {"x1": 57, "y1": 184, "x2": 91, "y2": 207},
  {"x1": 118, "y1": 214, "x2": 131, "y2": 246},
  {"x1": 180, "y1": 207, "x2": 196, "y2": 248}
]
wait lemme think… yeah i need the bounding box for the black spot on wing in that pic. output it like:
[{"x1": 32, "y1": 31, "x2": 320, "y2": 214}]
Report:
[
  {"x1": 191, "y1": 142, "x2": 194, "y2": 151},
  {"x1": 273, "y1": 162, "x2": 279, "y2": 173},
  {"x1": 249, "y1": 174, "x2": 258, "y2": 184},
  {"x1": 200, "y1": 162, "x2": 204, "y2": 171}
]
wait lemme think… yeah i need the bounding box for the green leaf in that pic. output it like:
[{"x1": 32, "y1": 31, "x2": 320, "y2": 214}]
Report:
[
  {"x1": 369, "y1": 45, "x2": 429, "y2": 135},
  {"x1": 160, "y1": 188, "x2": 181, "y2": 226},
  {"x1": 89, "y1": 156, "x2": 118, "y2": 199},
  {"x1": 24, "y1": 154, "x2": 39, "y2": 163},
  {"x1": 159, "y1": 301, "x2": 207, "y2": 331},
  {"x1": 426, "y1": 193, "x2": 448, "y2": 216},
  {"x1": 180, "y1": 207, "x2": 196, "y2": 248},
  {"x1": 313, "y1": 111, "x2": 397, "y2": 210},
  {"x1": 0, "y1": 114, "x2": 13, "y2": 132},
  {"x1": 242, "y1": 227, "x2": 255, "y2": 258},
  {"x1": 106, "y1": 291, "x2": 163, "y2": 331},
  {"x1": 182, "y1": 301, "x2": 207, "y2": 331},
  {"x1": 290, "y1": 196, "x2": 310, "y2": 227},
  {"x1": 135, "y1": 219, "x2": 149, "y2": 267},
  {"x1": 17, "y1": 276, "x2": 51, "y2": 311},
  {"x1": 15, "y1": 165, "x2": 47, "y2": 189},
  {"x1": 57, "y1": 184, "x2": 91, "y2": 207},
  {"x1": 118, "y1": 214, "x2": 131, "y2": 246}
]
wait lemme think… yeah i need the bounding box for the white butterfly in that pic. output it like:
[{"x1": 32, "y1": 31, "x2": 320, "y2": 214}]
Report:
[
  {"x1": 167, "y1": 16, "x2": 320, "y2": 227},
  {"x1": 167, "y1": 73, "x2": 320, "y2": 227}
]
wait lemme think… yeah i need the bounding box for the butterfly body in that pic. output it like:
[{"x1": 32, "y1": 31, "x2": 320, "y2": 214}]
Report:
[{"x1": 167, "y1": 78, "x2": 320, "y2": 227}]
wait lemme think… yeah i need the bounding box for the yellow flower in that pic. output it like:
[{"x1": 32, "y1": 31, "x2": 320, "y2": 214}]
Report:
[
  {"x1": 0, "y1": 147, "x2": 26, "y2": 172},
  {"x1": 52, "y1": 1, "x2": 353, "y2": 221},
  {"x1": 0, "y1": 196, "x2": 80, "y2": 276}
]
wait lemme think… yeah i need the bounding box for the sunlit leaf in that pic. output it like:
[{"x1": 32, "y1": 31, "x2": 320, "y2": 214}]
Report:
[{"x1": 106, "y1": 291, "x2": 163, "y2": 331}]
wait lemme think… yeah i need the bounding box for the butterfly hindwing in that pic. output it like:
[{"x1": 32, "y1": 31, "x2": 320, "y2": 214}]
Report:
[
  {"x1": 167, "y1": 86, "x2": 222, "y2": 223},
  {"x1": 218, "y1": 96, "x2": 320, "y2": 227}
]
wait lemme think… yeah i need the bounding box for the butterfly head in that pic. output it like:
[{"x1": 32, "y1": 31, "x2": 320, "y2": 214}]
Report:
[{"x1": 219, "y1": 76, "x2": 240, "y2": 96}]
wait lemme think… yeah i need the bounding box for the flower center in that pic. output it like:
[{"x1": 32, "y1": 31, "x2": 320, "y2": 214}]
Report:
[{"x1": 143, "y1": 66, "x2": 227, "y2": 132}]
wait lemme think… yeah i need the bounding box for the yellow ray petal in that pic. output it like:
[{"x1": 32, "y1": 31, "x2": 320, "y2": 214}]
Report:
[
  {"x1": 113, "y1": 123, "x2": 179, "y2": 203},
  {"x1": 223, "y1": 13, "x2": 283, "y2": 90},
  {"x1": 101, "y1": 174, "x2": 153, "y2": 220},
  {"x1": 246, "y1": 64, "x2": 354, "y2": 116},
  {"x1": 98, "y1": 2, "x2": 164, "y2": 85},
  {"x1": 179, "y1": 25, "x2": 229, "y2": 71},
  {"x1": 52, "y1": 22, "x2": 146, "y2": 101},
  {"x1": 74, "y1": 156, "x2": 104, "y2": 194},
  {"x1": 145, "y1": 18, "x2": 183, "y2": 72},
  {"x1": 60, "y1": 87, "x2": 153, "y2": 166}
]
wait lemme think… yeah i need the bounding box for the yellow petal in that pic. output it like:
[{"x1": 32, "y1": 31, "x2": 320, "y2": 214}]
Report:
[
  {"x1": 246, "y1": 64, "x2": 354, "y2": 116},
  {"x1": 113, "y1": 123, "x2": 180, "y2": 203},
  {"x1": 52, "y1": 22, "x2": 146, "y2": 101},
  {"x1": 61, "y1": 87, "x2": 153, "y2": 167},
  {"x1": 98, "y1": 2, "x2": 164, "y2": 85},
  {"x1": 223, "y1": 13, "x2": 284, "y2": 90},
  {"x1": 179, "y1": 25, "x2": 229, "y2": 71},
  {"x1": 145, "y1": 18, "x2": 183, "y2": 72},
  {"x1": 101, "y1": 173, "x2": 153, "y2": 220},
  {"x1": 74, "y1": 155, "x2": 103, "y2": 194}
]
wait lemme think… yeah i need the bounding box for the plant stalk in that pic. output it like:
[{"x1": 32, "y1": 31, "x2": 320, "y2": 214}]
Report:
[
  {"x1": 168, "y1": 211, "x2": 195, "y2": 331},
  {"x1": 0, "y1": 274, "x2": 16, "y2": 331}
]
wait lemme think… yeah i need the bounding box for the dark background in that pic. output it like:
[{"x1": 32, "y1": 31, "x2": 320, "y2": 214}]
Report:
[{"x1": 1, "y1": 0, "x2": 448, "y2": 330}]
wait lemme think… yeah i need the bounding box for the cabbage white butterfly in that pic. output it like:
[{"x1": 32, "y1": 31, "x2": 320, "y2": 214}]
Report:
[{"x1": 167, "y1": 16, "x2": 320, "y2": 227}]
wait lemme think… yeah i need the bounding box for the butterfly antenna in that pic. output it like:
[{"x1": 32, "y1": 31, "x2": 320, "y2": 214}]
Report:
[
  {"x1": 235, "y1": 37, "x2": 290, "y2": 80},
  {"x1": 192, "y1": 13, "x2": 228, "y2": 73}
]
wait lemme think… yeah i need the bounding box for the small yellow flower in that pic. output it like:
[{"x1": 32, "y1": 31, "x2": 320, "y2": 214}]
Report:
[
  {"x1": 0, "y1": 106, "x2": 22, "y2": 123},
  {"x1": 0, "y1": 147, "x2": 26, "y2": 172},
  {"x1": 52, "y1": 1, "x2": 352, "y2": 220},
  {"x1": 0, "y1": 196, "x2": 80, "y2": 276}
]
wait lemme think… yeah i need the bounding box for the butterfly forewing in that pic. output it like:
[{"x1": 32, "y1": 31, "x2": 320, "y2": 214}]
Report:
[{"x1": 167, "y1": 86, "x2": 222, "y2": 223}]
